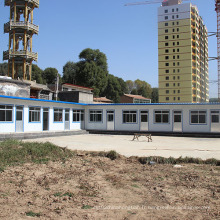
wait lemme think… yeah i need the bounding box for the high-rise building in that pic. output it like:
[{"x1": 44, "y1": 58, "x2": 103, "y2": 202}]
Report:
[
  {"x1": 3, "y1": 0, "x2": 39, "y2": 80},
  {"x1": 158, "y1": 0, "x2": 209, "y2": 103}
]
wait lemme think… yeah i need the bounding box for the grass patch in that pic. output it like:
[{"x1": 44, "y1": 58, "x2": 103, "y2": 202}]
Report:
[
  {"x1": 54, "y1": 192, "x2": 74, "y2": 197},
  {"x1": 81, "y1": 205, "x2": 93, "y2": 209},
  {"x1": 138, "y1": 156, "x2": 220, "y2": 166},
  {"x1": 0, "y1": 139, "x2": 75, "y2": 170},
  {"x1": 25, "y1": 211, "x2": 41, "y2": 217}
]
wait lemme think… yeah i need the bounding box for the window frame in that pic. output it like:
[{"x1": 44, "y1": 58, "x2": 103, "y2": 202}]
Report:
[
  {"x1": 122, "y1": 110, "x2": 137, "y2": 124},
  {"x1": 154, "y1": 110, "x2": 170, "y2": 124},
  {"x1": 0, "y1": 104, "x2": 13, "y2": 123},
  {"x1": 72, "y1": 109, "x2": 84, "y2": 122},
  {"x1": 29, "y1": 106, "x2": 41, "y2": 123},
  {"x1": 89, "y1": 110, "x2": 103, "y2": 123},
  {"x1": 53, "y1": 108, "x2": 63, "y2": 123},
  {"x1": 190, "y1": 110, "x2": 207, "y2": 125}
]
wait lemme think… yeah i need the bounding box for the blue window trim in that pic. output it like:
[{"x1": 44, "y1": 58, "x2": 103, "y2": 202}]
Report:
[
  {"x1": 122, "y1": 110, "x2": 138, "y2": 124},
  {"x1": 189, "y1": 109, "x2": 208, "y2": 125},
  {"x1": 72, "y1": 108, "x2": 85, "y2": 123},
  {"x1": 106, "y1": 109, "x2": 115, "y2": 130},
  {"x1": 53, "y1": 107, "x2": 63, "y2": 123},
  {"x1": 15, "y1": 105, "x2": 24, "y2": 132},
  {"x1": 42, "y1": 107, "x2": 50, "y2": 131},
  {"x1": 139, "y1": 109, "x2": 149, "y2": 131},
  {"x1": 89, "y1": 109, "x2": 103, "y2": 123},
  {"x1": 153, "y1": 109, "x2": 170, "y2": 124},
  {"x1": 0, "y1": 103, "x2": 14, "y2": 123},
  {"x1": 28, "y1": 106, "x2": 41, "y2": 123}
]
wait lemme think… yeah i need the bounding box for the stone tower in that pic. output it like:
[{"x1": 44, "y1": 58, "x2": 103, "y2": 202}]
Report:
[{"x1": 3, "y1": 0, "x2": 39, "y2": 80}]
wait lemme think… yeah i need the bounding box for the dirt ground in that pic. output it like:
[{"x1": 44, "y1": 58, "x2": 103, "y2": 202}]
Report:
[{"x1": 0, "y1": 152, "x2": 219, "y2": 220}]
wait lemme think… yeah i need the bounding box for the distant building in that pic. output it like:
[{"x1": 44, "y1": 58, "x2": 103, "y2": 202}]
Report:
[
  {"x1": 120, "y1": 94, "x2": 151, "y2": 103},
  {"x1": 48, "y1": 83, "x2": 94, "y2": 104},
  {"x1": 158, "y1": 0, "x2": 209, "y2": 103},
  {"x1": 93, "y1": 97, "x2": 113, "y2": 103}
]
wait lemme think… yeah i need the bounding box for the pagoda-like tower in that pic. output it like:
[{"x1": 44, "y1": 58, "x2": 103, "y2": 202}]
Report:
[{"x1": 3, "y1": 0, "x2": 39, "y2": 80}]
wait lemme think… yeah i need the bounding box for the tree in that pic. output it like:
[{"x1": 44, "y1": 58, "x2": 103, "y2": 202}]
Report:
[
  {"x1": 151, "y1": 87, "x2": 159, "y2": 103},
  {"x1": 126, "y1": 80, "x2": 134, "y2": 94},
  {"x1": 134, "y1": 79, "x2": 152, "y2": 98},
  {"x1": 32, "y1": 64, "x2": 44, "y2": 84},
  {"x1": 0, "y1": 63, "x2": 8, "y2": 76},
  {"x1": 116, "y1": 77, "x2": 128, "y2": 94},
  {"x1": 75, "y1": 48, "x2": 108, "y2": 96},
  {"x1": 42, "y1": 67, "x2": 60, "y2": 84},
  {"x1": 62, "y1": 61, "x2": 77, "y2": 84}
]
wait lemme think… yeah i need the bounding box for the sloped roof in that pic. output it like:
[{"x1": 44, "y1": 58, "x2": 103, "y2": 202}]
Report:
[
  {"x1": 123, "y1": 94, "x2": 151, "y2": 100},
  {"x1": 93, "y1": 97, "x2": 113, "y2": 103},
  {"x1": 63, "y1": 83, "x2": 93, "y2": 91}
]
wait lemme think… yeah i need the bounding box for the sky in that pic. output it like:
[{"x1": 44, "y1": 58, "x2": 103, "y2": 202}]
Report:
[{"x1": 0, "y1": 0, "x2": 218, "y2": 98}]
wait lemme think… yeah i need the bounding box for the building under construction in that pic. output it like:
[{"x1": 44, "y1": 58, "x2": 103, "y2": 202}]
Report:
[
  {"x1": 3, "y1": 0, "x2": 39, "y2": 80},
  {"x1": 216, "y1": 0, "x2": 220, "y2": 100}
]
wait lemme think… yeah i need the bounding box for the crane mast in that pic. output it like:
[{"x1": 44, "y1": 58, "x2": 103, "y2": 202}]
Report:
[{"x1": 216, "y1": 0, "x2": 220, "y2": 100}]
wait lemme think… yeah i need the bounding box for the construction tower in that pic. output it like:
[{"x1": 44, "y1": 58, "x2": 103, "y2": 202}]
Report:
[
  {"x1": 3, "y1": 0, "x2": 39, "y2": 80},
  {"x1": 216, "y1": 0, "x2": 220, "y2": 100}
]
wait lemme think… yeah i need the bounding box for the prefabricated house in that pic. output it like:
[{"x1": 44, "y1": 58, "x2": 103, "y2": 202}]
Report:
[{"x1": 0, "y1": 95, "x2": 220, "y2": 134}]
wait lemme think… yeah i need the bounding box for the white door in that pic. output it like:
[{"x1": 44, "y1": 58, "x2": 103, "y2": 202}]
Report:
[
  {"x1": 140, "y1": 110, "x2": 148, "y2": 131},
  {"x1": 173, "y1": 110, "x2": 182, "y2": 132},
  {"x1": 107, "y1": 110, "x2": 114, "y2": 130},
  {"x1": 16, "y1": 106, "x2": 23, "y2": 132},
  {"x1": 80, "y1": 110, "x2": 85, "y2": 130},
  {"x1": 211, "y1": 110, "x2": 220, "y2": 132},
  {"x1": 65, "y1": 109, "x2": 70, "y2": 130},
  {"x1": 43, "y1": 108, "x2": 49, "y2": 131}
]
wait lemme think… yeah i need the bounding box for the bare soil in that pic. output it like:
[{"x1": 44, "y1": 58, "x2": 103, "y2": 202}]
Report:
[{"x1": 0, "y1": 152, "x2": 220, "y2": 220}]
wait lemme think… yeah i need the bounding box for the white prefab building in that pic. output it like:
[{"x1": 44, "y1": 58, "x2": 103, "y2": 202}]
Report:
[{"x1": 0, "y1": 95, "x2": 220, "y2": 134}]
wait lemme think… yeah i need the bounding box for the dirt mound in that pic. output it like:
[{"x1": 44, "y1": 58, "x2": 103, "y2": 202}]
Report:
[{"x1": 0, "y1": 152, "x2": 219, "y2": 219}]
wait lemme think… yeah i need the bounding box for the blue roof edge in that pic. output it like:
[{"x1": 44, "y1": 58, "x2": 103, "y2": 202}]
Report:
[
  {"x1": 0, "y1": 95, "x2": 219, "y2": 106},
  {"x1": 0, "y1": 95, "x2": 87, "y2": 106}
]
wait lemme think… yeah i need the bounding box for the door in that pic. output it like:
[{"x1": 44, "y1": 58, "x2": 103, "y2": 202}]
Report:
[
  {"x1": 211, "y1": 110, "x2": 220, "y2": 132},
  {"x1": 80, "y1": 110, "x2": 85, "y2": 130},
  {"x1": 140, "y1": 110, "x2": 148, "y2": 131},
  {"x1": 173, "y1": 110, "x2": 182, "y2": 132},
  {"x1": 65, "y1": 109, "x2": 70, "y2": 130},
  {"x1": 43, "y1": 108, "x2": 49, "y2": 131},
  {"x1": 107, "y1": 110, "x2": 114, "y2": 130},
  {"x1": 16, "y1": 106, "x2": 23, "y2": 132}
]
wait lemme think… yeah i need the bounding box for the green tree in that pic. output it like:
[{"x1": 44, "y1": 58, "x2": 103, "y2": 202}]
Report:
[
  {"x1": 32, "y1": 64, "x2": 44, "y2": 84},
  {"x1": 62, "y1": 61, "x2": 77, "y2": 84},
  {"x1": 75, "y1": 48, "x2": 108, "y2": 96},
  {"x1": 116, "y1": 77, "x2": 128, "y2": 94},
  {"x1": 42, "y1": 67, "x2": 60, "y2": 84},
  {"x1": 126, "y1": 80, "x2": 134, "y2": 94},
  {"x1": 151, "y1": 87, "x2": 159, "y2": 103},
  {"x1": 0, "y1": 63, "x2": 8, "y2": 76},
  {"x1": 134, "y1": 79, "x2": 152, "y2": 98}
]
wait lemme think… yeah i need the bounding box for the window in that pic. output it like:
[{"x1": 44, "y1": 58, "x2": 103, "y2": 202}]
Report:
[
  {"x1": 172, "y1": 9, "x2": 174, "y2": 12},
  {"x1": 177, "y1": 28, "x2": 179, "y2": 32},
  {"x1": 165, "y1": 36, "x2": 169, "y2": 39},
  {"x1": 173, "y1": 83, "x2": 176, "y2": 86},
  {"x1": 0, "y1": 105, "x2": 13, "y2": 122},
  {"x1": 29, "y1": 107, "x2": 40, "y2": 122},
  {"x1": 176, "y1": 8, "x2": 179, "y2": 12},
  {"x1": 177, "y1": 35, "x2": 179, "y2": 38},
  {"x1": 140, "y1": 111, "x2": 148, "y2": 122},
  {"x1": 211, "y1": 111, "x2": 219, "y2": 123},
  {"x1": 178, "y1": 97, "x2": 180, "y2": 101},
  {"x1": 177, "y1": 48, "x2": 179, "y2": 52},
  {"x1": 89, "y1": 110, "x2": 102, "y2": 122},
  {"x1": 165, "y1": 16, "x2": 168, "y2": 20},
  {"x1": 155, "y1": 110, "x2": 169, "y2": 123},
  {"x1": 177, "y1": 55, "x2": 179, "y2": 59},
  {"x1": 178, "y1": 83, "x2": 180, "y2": 86},
  {"x1": 166, "y1": 90, "x2": 169, "y2": 94},
  {"x1": 173, "y1": 49, "x2": 175, "y2": 52},
  {"x1": 166, "y1": 97, "x2": 169, "y2": 101},
  {"x1": 166, "y1": 83, "x2": 169, "y2": 87},
  {"x1": 178, "y1": 90, "x2": 180, "y2": 93},
  {"x1": 54, "y1": 108, "x2": 63, "y2": 122},
  {"x1": 165, "y1": 42, "x2": 169, "y2": 46},
  {"x1": 173, "y1": 55, "x2": 176, "y2": 59},
  {"x1": 107, "y1": 110, "x2": 114, "y2": 122},
  {"x1": 173, "y1": 76, "x2": 176, "y2": 80},
  {"x1": 165, "y1": 70, "x2": 169, "y2": 73},
  {"x1": 165, "y1": 29, "x2": 168, "y2": 33},
  {"x1": 73, "y1": 109, "x2": 84, "y2": 122},
  {"x1": 177, "y1": 42, "x2": 179, "y2": 45},
  {"x1": 174, "y1": 111, "x2": 182, "y2": 122},
  {"x1": 173, "y1": 42, "x2": 175, "y2": 46},
  {"x1": 165, "y1": 9, "x2": 168, "y2": 13},
  {"x1": 172, "y1": 15, "x2": 174, "y2": 19},
  {"x1": 123, "y1": 111, "x2": 137, "y2": 123},
  {"x1": 172, "y1": 22, "x2": 175, "y2": 25},
  {"x1": 177, "y1": 62, "x2": 180, "y2": 66},
  {"x1": 166, "y1": 76, "x2": 169, "y2": 80},
  {"x1": 165, "y1": 49, "x2": 169, "y2": 53},
  {"x1": 190, "y1": 111, "x2": 206, "y2": 124},
  {"x1": 165, "y1": 23, "x2": 168, "y2": 26},
  {"x1": 173, "y1": 97, "x2": 176, "y2": 101},
  {"x1": 165, "y1": 56, "x2": 169, "y2": 60},
  {"x1": 176, "y1": 15, "x2": 179, "y2": 18},
  {"x1": 177, "y1": 21, "x2": 179, "y2": 25},
  {"x1": 173, "y1": 35, "x2": 175, "y2": 39},
  {"x1": 173, "y1": 62, "x2": 176, "y2": 66},
  {"x1": 173, "y1": 69, "x2": 176, "y2": 73},
  {"x1": 165, "y1": 63, "x2": 169, "y2": 66}
]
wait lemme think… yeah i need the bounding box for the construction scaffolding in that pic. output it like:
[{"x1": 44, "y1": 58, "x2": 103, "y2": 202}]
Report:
[{"x1": 216, "y1": 0, "x2": 220, "y2": 99}]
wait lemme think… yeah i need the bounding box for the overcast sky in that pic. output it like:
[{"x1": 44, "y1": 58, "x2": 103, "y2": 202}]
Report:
[{"x1": 0, "y1": 0, "x2": 218, "y2": 98}]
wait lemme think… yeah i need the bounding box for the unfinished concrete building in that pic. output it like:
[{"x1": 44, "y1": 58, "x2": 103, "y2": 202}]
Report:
[{"x1": 3, "y1": 0, "x2": 39, "y2": 80}]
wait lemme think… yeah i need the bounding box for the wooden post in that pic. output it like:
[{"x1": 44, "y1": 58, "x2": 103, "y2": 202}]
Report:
[
  {"x1": 23, "y1": 59, "x2": 26, "y2": 79},
  {"x1": 12, "y1": 58, "x2": 15, "y2": 79},
  {"x1": 25, "y1": 3, "x2": 28, "y2": 22},
  {"x1": 31, "y1": 9, "x2": 33, "y2": 23},
  {"x1": 8, "y1": 63, "x2": 10, "y2": 77},
  {"x1": 30, "y1": 34, "x2": 33, "y2": 52},
  {"x1": 14, "y1": 2, "x2": 16, "y2": 21},
  {"x1": 29, "y1": 61, "x2": 32, "y2": 81},
  {"x1": 24, "y1": 31, "x2": 27, "y2": 51},
  {"x1": 15, "y1": 64, "x2": 19, "y2": 79},
  {"x1": 13, "y1": 31, "x2": 15, "y2": 52}
]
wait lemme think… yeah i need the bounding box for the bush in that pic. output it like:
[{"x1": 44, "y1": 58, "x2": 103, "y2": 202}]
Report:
[{"x1": 106, "y1": 150, "x2": 118, "y2": 160}]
